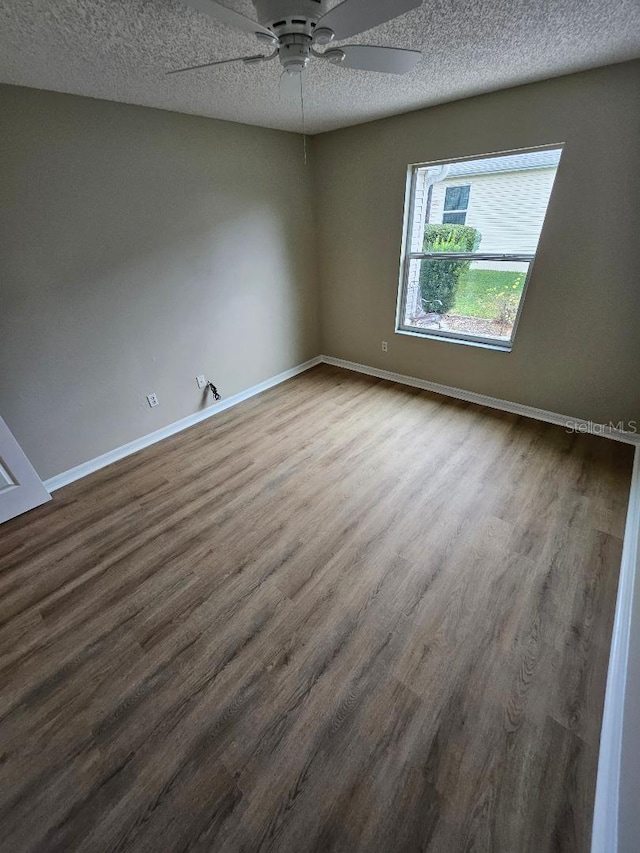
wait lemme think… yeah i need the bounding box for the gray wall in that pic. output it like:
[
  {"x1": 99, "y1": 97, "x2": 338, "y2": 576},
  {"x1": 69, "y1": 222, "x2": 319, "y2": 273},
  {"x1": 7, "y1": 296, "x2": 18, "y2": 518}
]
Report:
[
  {"x1": 312, "y1": 61, "x2": 640, "y2": 426},
  {"x1": 0, "y1": 85, "x2": 319, "y2": 480},
  {"x1": 2, "y1": 63, "x2": 639, "y2": 482}
]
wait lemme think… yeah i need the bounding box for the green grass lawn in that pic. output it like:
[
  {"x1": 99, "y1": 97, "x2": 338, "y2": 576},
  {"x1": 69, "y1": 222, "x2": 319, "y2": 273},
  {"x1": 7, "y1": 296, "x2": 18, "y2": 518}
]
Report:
[{"x1": 452, "y1": 269, "x2": 526, "y2": 319}]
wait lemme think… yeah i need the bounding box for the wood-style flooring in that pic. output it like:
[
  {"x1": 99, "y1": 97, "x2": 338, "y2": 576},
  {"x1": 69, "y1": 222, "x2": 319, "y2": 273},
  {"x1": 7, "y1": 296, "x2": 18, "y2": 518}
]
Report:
[{"x1": 0, "y1": 364, "x2": 633, "y2": 852}]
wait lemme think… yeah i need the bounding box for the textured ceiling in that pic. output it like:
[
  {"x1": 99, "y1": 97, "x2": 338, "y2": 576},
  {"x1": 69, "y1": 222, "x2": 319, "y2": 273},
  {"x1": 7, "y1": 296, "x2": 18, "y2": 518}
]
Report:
[{"x1": 1, "y1": 0, "x2": 639, "y2": 134}]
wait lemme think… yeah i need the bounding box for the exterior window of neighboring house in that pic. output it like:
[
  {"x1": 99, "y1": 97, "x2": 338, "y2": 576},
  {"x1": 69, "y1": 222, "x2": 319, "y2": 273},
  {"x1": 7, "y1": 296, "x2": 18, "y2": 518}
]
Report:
[
  {"x1": 397, "y1": 145, "x2": 563, "y2": 350},
  {"x1": 442, "y1": 185, "x2": 470, "y2": 224}
]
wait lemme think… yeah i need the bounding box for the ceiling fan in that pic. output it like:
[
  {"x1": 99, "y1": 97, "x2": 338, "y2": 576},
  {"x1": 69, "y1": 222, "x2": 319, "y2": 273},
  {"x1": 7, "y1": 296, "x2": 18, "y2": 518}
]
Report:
[{"x1": 168, "y1": 0, "x2": 423, "y2": 78}]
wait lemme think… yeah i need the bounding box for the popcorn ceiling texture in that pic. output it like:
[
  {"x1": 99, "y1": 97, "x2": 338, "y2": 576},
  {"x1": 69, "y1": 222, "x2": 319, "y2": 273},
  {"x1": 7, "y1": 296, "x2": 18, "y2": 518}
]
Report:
[{"x1": 1, "y1": 0, "x2": 639, "y2": 134}]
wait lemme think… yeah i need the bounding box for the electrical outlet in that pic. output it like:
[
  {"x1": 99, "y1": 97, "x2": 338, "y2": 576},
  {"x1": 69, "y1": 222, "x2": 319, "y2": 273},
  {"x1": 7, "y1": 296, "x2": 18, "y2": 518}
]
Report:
[
  {"x1": 196, "y1": 374, "x2": 207, "y2": 390},
  {"x1": 146, "y1": 393, "x2": 159, "y2": 408},
  {"x1": 382, "y1": 341, "x2": 388, "y2": 352}
]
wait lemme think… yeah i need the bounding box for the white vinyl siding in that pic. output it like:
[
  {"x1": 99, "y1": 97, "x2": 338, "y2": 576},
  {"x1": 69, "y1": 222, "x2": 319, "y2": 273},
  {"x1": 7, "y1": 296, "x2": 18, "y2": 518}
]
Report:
[{"x1": 429, "y1": 167, "x2": 557, "y2": 255}]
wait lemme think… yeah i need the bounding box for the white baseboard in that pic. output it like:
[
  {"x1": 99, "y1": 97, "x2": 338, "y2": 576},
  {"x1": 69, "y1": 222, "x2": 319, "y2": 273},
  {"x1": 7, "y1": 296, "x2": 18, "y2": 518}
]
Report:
[
  {"x1": 44, "y1": 356, "x2": 322, "y2": 491},
  {"x1": 320, "y1": 355, "x2": 640, "y2": 446},
  {"x1": 591, "y1": 449, "x2": 640, "y2": 853},
  {"x1": 46, "y1": 352, "x2": 639, "y2": 493}
]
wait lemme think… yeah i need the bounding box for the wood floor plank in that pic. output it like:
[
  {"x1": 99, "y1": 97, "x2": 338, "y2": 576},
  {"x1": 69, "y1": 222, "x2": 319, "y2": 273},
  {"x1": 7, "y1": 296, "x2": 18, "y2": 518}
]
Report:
[{"x1": 0, "y1": 364, "x2": 633, "y2": 852}]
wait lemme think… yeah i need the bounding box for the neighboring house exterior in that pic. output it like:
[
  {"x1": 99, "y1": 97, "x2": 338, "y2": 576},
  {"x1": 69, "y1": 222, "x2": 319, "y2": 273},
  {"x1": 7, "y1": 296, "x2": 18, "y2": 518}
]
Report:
[{"x1": 404, "y1": 150, "x2": 560, "y2": 318}]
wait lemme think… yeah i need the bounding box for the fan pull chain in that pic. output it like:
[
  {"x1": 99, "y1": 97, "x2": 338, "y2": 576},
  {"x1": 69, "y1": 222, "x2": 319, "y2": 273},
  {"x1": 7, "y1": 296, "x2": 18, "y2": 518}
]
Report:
[{"x1": 299, "y1": 72, "x2": 307, "y2": 166}]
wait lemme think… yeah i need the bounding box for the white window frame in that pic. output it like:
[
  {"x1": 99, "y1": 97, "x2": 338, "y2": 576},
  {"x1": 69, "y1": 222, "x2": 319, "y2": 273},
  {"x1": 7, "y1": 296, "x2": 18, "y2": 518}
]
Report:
[{"x1": 396, "y1": 144, "x2": 562, "y2": 352}]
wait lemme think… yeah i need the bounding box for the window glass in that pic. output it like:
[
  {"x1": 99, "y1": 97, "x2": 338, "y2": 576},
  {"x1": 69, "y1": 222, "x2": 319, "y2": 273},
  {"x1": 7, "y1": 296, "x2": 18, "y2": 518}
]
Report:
[
  {"x1": 398, "y1": 147, "x2": 562, "y2": 348},
  {"x1": 443, "y1": 185, "x2": 470, "y2": 211}
]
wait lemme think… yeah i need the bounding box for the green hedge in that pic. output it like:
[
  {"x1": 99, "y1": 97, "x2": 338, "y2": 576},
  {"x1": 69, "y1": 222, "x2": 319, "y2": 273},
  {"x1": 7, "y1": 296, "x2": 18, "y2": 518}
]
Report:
[{"x1": 419, "y1": 224, "x2": 481, "y2": 315}]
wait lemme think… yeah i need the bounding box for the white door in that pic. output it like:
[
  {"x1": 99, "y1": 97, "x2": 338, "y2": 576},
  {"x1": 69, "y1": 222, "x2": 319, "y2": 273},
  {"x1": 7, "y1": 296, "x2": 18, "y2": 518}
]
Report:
[{"x1": 0, "y1": 416, "x2": 51, "y2": 524}]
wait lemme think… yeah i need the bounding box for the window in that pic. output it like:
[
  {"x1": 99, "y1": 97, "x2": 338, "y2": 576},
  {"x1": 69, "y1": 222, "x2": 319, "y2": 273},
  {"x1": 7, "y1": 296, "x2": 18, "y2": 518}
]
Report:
[
  {"x1": 397, "y1": 146, "x2": 563, "y2": 350},
  {"x1": 442, "y1": 185, "x2": 470, "y2": 224}
]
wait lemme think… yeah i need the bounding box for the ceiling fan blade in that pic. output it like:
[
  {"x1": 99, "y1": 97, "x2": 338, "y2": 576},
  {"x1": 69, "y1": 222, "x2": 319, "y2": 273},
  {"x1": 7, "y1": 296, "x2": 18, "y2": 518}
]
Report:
[
  {"x1": 182, "y1": 0, "x2": 273, "y2": 38},
  {"x1": 339, "y1": 45, "x2": 421, "y2": 74},
  {"x1": 317, "y1": 0, "x2": 421, "y2": 40},
  {"x1": 167, "y1": 54, "x2": 265, "y2": 74}
]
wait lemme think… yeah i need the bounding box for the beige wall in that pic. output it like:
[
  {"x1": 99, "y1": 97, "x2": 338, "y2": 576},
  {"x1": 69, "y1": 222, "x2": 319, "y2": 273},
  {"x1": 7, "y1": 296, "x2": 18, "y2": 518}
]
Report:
[
  {"x1": 0, "y1": 85, "x2": 319, "y2": 480},
  {"x1": 312, "y1": 61, "x2": 640, "y2": 425},
  {"x1": 1, "y1": 63, "x2": 639, "y2": 482}
]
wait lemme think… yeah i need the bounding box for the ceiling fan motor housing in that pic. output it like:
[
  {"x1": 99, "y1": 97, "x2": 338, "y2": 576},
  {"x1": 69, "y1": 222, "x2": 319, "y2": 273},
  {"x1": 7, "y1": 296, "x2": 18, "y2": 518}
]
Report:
[
  {"x1": 253, "y1": 0, "x2": 330, "y2": 72},
  {"x1": 279, "y1": 33, "x2": 312, "y2": 72},
  {"x1": 253, "y1": 0, "x2": 327, "y2": 32}
]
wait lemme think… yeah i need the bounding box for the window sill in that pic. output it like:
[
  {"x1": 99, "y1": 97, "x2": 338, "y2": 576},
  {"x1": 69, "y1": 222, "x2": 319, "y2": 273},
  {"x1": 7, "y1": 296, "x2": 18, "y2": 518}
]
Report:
[{"x1": 395, "y1": 326, "x2": 513, "y2": 352}]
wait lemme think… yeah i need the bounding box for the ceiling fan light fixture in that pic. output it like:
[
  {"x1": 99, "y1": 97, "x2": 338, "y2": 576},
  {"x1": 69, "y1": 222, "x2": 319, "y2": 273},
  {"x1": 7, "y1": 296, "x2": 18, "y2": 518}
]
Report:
[
  {"x1": 312, "y1": 27, "x2": 334, "y2": 45},
  {"x1": 279, "y1": 32, "x2": 312, "y2": 72},
  {"x1": 256, "y1": 31, "x2": 278, "y2": 45},
  {"x1": 324, "y1": 48, "x2": 346, "y2": 65}
]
